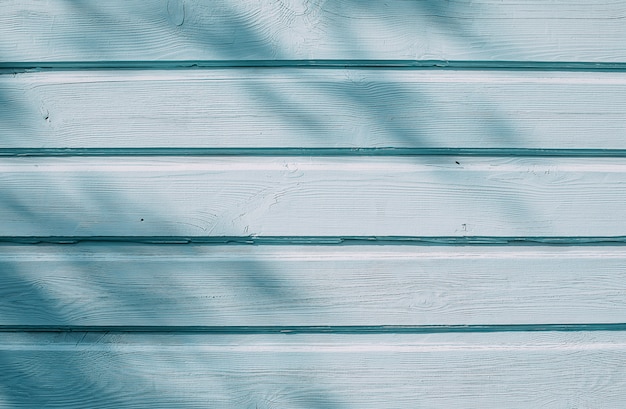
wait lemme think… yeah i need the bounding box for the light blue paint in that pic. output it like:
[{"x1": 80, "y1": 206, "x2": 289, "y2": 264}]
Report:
[
  {"x1": 3, "y1": 69, "x2": 626, "y2": 150},
  {"x1": 0, "y1": 0, "x2": 624, "y2": 406},
  {"x1": 2, "y1": 0, "x2": 626, "y2": 62}
]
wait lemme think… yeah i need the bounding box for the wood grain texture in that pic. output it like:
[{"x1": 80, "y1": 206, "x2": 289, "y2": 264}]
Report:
[
  {"x1": 0, "y1": 331, "x2": 624, "y2": 408},
  {"x1": 3, "y1": 69, "x2": 626, "y2": 150},
  {"x1": 2, "y1": 0, "x2": 626, "y2": 62},
  {"x1": 1, "y1": 244, "x2": 626, "y2": 326},
  {"x1": 1, "y1": 156, "x2": 625, "y2": 237},
  {"x1": 5, "y1": 0, "x2": 626, "y2": 405}
]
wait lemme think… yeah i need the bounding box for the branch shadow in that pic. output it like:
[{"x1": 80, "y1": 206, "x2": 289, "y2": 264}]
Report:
[{"x1": 0, "y1": 0, "x2": 576, "y2": 407}]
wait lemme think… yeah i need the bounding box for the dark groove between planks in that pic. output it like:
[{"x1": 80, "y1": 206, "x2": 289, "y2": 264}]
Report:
[
  {"x1": 3, "y1": 60, "x2": 626, "y2": 73},
  {"x1": 4, "y1": 236, "x2": 626, "y2": 245},
  {"x1": 2, "y1": 324, "x2": 626, "y2": 334},
  {"x1": 4, "y1": 148, "x2": 626, "y2": 158}
]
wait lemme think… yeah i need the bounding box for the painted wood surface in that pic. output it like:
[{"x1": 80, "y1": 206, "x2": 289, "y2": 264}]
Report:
[
  {"x1": 4, "y1": 0, "x2": 626, "y2": 405},
  {"x1": 3, "y1": 69, "x2": 626, "y2": 150},
  {"x1": 3, "y1": 0, "x2": 626, "y2": 62},
  {"x1": 0, "y1": 331, "x2": 625, "y2": 408},
  {"x1": 1, "y1": 156, "x2": 625, "y2": 237},
  {"x1": 1, "y1": 244, "x2": 626, "y2": 326}
]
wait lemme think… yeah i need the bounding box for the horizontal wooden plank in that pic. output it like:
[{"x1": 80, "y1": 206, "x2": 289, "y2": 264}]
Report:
[
  {"x1": 1, "y1": 156, "x2": 626, "y2": 237},
  {"x1": 3, "y1": 69, "x2": 626, "y2": 150},
  {"x1": 2, "y1": 0, "x2": 626, "y2": 62},
  {"x1": 1, "y1": 244, "x2": 626, "y2": 326},
  {"x1": 0, "y1": 331, "x2": 624, "y2": 408}
]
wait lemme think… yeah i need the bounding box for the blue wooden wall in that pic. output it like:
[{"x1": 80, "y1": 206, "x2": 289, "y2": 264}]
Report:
[{"x1": 2, "y1": 1, "x2": 626, "y2": 407}]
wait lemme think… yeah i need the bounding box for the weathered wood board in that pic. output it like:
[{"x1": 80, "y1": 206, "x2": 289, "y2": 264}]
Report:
[
  {"x1": 0, "y1": 244, "x2": 625, "y2": 326},
  {"x1": 0, "y1": 156, "x2": 625, "y2": 237},
  {"x1": 0, "y1": 332, "x2": 624, "y2": 408},
  {"x1": 2, "y1": 69, "x2": 626, "y2": 150},
  {"x1": 3, "y1": 0, "x2": 626, "y2": 62}
]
